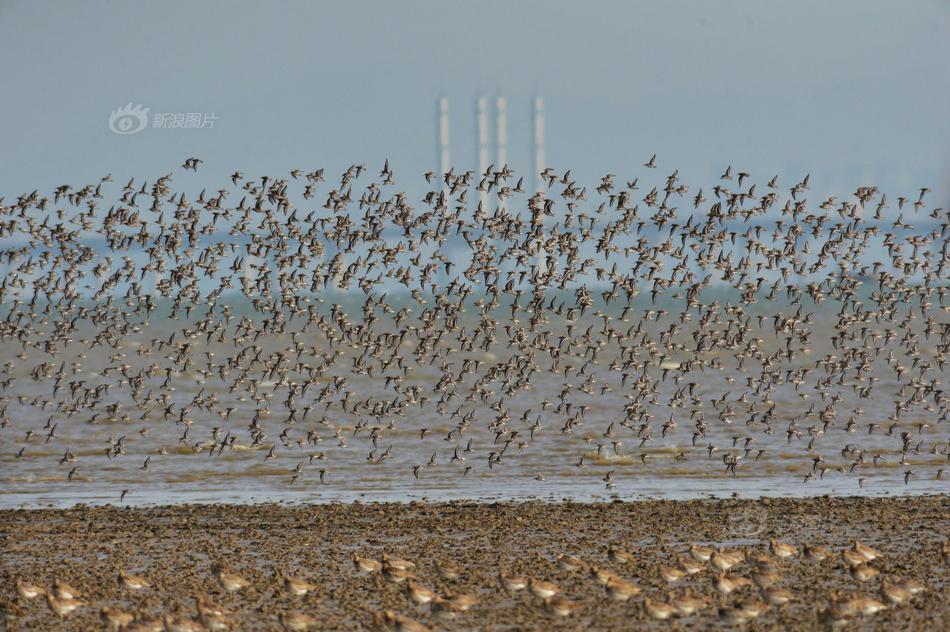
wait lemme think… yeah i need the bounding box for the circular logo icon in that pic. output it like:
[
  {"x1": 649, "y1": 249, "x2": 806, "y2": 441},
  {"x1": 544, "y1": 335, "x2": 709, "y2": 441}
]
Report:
[{"x1": 109, "y1": 103, "x2": 149, "y2": 134}]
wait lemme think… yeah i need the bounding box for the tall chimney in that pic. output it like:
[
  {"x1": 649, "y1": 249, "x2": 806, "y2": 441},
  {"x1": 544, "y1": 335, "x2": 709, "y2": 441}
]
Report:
[
  {"x1": 495, "y1": 97, "x2": 508, "y2": 210},
  {"x1": 477, "y1": 96, "x2": 489, "y2": 209},
  {"x1": 438, "y1": 96, "x2": 450, "y2": 178},
  {"x1": 495, "y1": 96, "x2": 508, "y2": 168},
  {"x1": 533, "y1": 96, "x2": 545, "y2": 193}
]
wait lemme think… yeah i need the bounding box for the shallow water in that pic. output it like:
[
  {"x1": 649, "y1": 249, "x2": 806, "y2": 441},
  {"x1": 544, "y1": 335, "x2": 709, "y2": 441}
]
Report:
[{"x1": 1, "y1": 307, "x2": 947, "y2": 509}]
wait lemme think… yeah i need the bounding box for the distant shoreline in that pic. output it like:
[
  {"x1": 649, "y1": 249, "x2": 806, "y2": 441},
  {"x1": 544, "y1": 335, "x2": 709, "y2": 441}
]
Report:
[{"x1": 2, "y1": 491, "x2": 949, "y2": 512}]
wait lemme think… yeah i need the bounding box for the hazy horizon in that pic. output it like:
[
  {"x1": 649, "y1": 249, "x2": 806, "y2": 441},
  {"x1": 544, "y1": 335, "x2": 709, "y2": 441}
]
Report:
[{"x1": 1, "y1": 1, "x2": 948, "y2": 202}]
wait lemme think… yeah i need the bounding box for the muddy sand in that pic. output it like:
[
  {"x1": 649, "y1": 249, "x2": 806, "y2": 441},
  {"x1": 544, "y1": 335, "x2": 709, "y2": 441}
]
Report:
[{"x1": 1, "y1": 495, "x2": 948, "y2": 630}]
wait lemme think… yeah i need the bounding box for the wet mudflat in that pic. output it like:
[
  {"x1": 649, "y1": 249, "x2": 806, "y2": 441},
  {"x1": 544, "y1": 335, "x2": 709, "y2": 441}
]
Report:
[{"x1": 1, "y1": 495, "x2": 947, "y2": 630}]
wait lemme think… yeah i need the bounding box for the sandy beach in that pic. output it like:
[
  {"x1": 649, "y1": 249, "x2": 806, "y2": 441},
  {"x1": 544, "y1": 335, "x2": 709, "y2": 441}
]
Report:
[{"x1": 1, "y1": 495, "x2": 947, "y2": 630}]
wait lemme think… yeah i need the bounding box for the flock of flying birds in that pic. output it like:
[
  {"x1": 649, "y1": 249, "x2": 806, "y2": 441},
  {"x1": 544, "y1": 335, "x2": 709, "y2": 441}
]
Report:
[{"x1": 1, "y1": 156, "x2": 949, "y2": 502}]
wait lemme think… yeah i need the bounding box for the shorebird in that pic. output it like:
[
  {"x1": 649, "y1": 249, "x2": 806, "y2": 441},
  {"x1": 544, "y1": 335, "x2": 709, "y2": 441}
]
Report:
[
  {"x1": 119, "y1": 569, "x2": 151, "y2": 590},
  {"x1": 589, "y1": 565, "x2": 620, "y2": 586},
  {"x1": 406, "y1": 580, "x2": 438, "y2": 605},
  {"x1": 557, "y1": 554, "x2": 587, "y2": 572},
  {"x1": 672, "y1": 590, "x2": 708, "y2": 616},
  {"x1": 46, "y1": 593, "x2": 83, "y2": 617},
  {"x1": 163, "y1": 615, "x2": 206, "y2": 632},
  {"x1": 278, "y1": 611, "x2": 318, "y2": 631},
  {"x1": 678, "y1": 556, "x2": 705, "y2": 576},
  {"x1": 718, "y1": 602, "x2": 763, "y2": 625},
  {"x1": 880, "y1": 580, "x2": 913, "y2": 605},
  {"x1": 213, "y1": 566, "x2": 249, "y2": 592},
  {"x1": 374, "y1": 610, "x2": 432, "y2": 632},
  {"x1": 608, "y1": 545, "x2": 636, "y2": 565},
  {"x1": 768, "y1": 539, "x2": 798, "y2": 560},
  {"x1": 529, "y1": 578, "x2": 559, "y2": 599},
  {"x1": 659, "y1": 564, "x2": 687, "y2": 584},
  {"x1": 15, "y1": 579, "x2": 44, "y2": 599},
  {"x1": 382, "y1": 554, "x2": 416, "y2": 571},
  {"x1": 751, "y1": 566, "x2": 782, "y2": 589},
  {"x1": 543, "y1": 595, "x2": 579, "y2": 617},
  {"x1": 435, "y1": 559, "x2": 462, "y2": 581},
  {"x1": 195, "y1": 595, "x2": 230, "y2": 619},
  {"x1": 52, "y1": 578, "x2": 82, "y2": 600},
  {"x1": 605, "y1": 576, "x2": 641, "y2": 601},
  {"x1": 430, "y1": 596, "x2": 475, "y2": 622},
  {"x1": 856, "y1": 598, "x2": 888, "y2": 615},
  {"x1": 499, "y1": 571, "x2": 528, "y2": 592},
  {"x1": 822, "y1": 595, "x2": 888, "y2": 625},
  {"x1": 803, "y1": 543, "x2": 831, "y2": 561},
  {"x1": 762, "y1": 586, "x2": 794, "y2": 606},
  {"x1": 282, "y1": 574, "x2": 317, "y2": 596},
  {"x1": 713, "y1": 573, "x2": 753, "y2": 595},
  {"x1": 201, "y1": 612, "x2": 233, "y2": 631},
  {"x1": 710, "y1": 548, "x2": 744, "y2": 571},
  {"x1": 644, "y1": 597, "x2": 677, "y2": 620},
  {"x1": 128, "y1": 618, "x2": 166, "y2": 632},
  {"x1": 689, "y1": 544, "x2": 714, "y2": 562},
  {"x1": 382, "y1": 565, "x2": 415, "y2": 584},
  {"x1": 101, "y1": 606, "x2": 135, "y2": 631},
  {"x1": 895, "y1": 577, "x2": 927, "y2": 595},
  {"x1": 848, "y1": 540, "x2": 882, "y2": 564},
  {"x1": 441, "y1": 592, "x2": 478, "y2": 614},
  {"x1": 353, "y1": 554, "x2": 382, "y2": 574},
  {"x1": 849, "y1": 563, "x2": 880, "y2": 582}
]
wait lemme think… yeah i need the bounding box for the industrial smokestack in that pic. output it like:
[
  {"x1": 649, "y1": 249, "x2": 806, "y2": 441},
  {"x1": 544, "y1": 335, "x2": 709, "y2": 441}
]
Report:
[
  {"x1": 495, "y1": 97, "x2": 508, "y2": 168},
  {"x1": 477, "y1": 96, "x2": 489, "y2": 208},
  {"x1": 533, "y1": 96, "x2": 545, "y2": 193},
  {"x1": 438, "y1": 96, "x2": 450, "y2": 178},
  {"x1": 495, "y1": 97, "x2": 507, "y2": 210}
]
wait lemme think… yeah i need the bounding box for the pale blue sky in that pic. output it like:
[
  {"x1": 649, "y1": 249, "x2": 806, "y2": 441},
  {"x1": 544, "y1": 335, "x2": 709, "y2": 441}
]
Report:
[{"x1": 1, "y1": 0, "x2": 948, "y2": 200}]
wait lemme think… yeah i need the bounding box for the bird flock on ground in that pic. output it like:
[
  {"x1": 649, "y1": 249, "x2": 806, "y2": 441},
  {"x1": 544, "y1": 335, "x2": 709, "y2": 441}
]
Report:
[
  {"x1": 1, "y1": 157, "x2": 949, "y2": 501},
  {"x1": 10, "y1": 535, "x2": 948, "y2": 629}
]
